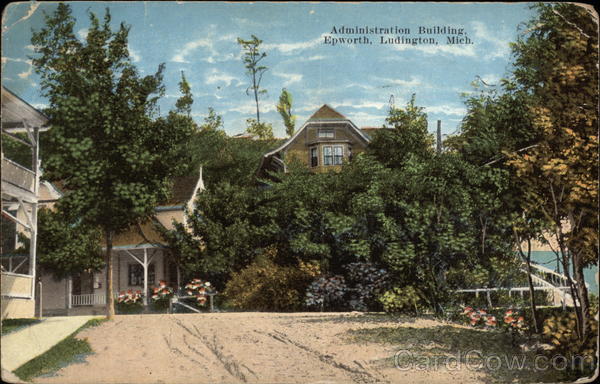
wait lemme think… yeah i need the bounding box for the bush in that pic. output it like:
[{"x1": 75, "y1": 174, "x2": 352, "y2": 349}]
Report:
[
  {"x1": 305, "y1": 262, "x2": 390, "y2": 311},
  {"x1": 305, "y1": 275, "x2": 348, "y2": 311},
  {"x1": 150, "y1": 280, "x2": 174, "y2": 310},
  {"x1": 223, "y1": 247, "x2": 320, "y2": 311},
  {"x1": 183, "y1": 278, "x2": 214, "y2": 307},
  {"x1": 378, "y1": 286, "x2": 427, "y2": 315},
  {"x1": 116, "y1": 289, "x2": 143, "y2": 314},
  {"x1": 542, "y1": 312, "x2": 597, "y2": 362}
]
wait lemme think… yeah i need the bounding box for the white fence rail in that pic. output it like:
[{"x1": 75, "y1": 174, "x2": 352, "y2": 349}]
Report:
[{"x1": 71, "y1": 293, "x2": 106, "y2": 306}]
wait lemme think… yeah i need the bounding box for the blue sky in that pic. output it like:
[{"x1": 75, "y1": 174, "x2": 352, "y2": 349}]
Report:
[{"x1": 2, "y1": 2, "x2": 535, "y2": 137}]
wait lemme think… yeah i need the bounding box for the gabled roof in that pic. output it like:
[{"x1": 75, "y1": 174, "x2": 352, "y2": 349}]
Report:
[
  {"x1": 308, "y1": 104, "x2": 347, "y2": 121},
  {"x1": 261, "y1": 104, "x2": 370, "y2": 159},
  {"x1": 1, "y1": 86, "x2": 49, "y2": 131}
]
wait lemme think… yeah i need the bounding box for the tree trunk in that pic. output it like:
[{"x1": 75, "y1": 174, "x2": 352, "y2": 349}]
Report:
[
  {"x1": 513, "y1": 229, "x2": 539, "y2": 333},
  {"x1": 524, "y1": 240, "x2": 539, "y2": 333},
  {"x1": 573, "y1": 253, "x2": 590, "y2": 338},
  {"x1": 105, "y1": 230, "x2": 115, "y2": 319}
]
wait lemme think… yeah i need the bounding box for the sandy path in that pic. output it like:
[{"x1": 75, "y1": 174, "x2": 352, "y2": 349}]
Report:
[{"x1": 33, "y1": 312, "x2": 485, "y2": 384}]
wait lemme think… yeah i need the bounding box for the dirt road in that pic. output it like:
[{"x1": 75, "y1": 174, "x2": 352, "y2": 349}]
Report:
[{"x1": 34, "y1": 312, "x2": 485, "y2": 384}]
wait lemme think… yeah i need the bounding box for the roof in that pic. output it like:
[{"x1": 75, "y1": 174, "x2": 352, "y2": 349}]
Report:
[
  {"x1": 111, "y1": 220, "x2": 167, "y2": 248},
  {"x1": 1, "y1": 86, "x2": 49, "y2": 131},
  {"x1": 263, "y1": 104, "x2": 370, "y2": 157},
  {"x1": 307, "y1": 104, "x2": 347, "y2": 121},
  {"x1": 257, "y1": 104, "x2": 371, "y2": 174},
  {"x1": 163, "y1": 175, "x2": 201, "y2": 206}
]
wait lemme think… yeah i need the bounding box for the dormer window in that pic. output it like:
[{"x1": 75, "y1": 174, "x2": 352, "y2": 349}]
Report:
[{"x1": 318, "y1": 129, "x2": 334, "y2": 138}]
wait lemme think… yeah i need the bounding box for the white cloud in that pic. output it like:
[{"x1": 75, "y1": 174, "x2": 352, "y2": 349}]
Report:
[
  {"x1": 263, "y1": 35, "x2": 324, "y2": 54},
  {"x1": 77, "y1": 28, "x2": 88, "y2": 40},
  {"x1": 204, "y1": 68, "x2": 242, "y2": 87},
  {"x1": 480, "y1": 73, "x2": 501, "y2": 85},
  {"x1": 274, "y1": 72, "x2": 303, "y2": 87},
  {"x1": 332, "y1": 100, "x2": 388, "y2": 110},
  {"x1": 371, "y1": 76, "x2": 422, "y2": 88},
  {"x1": 425, "y1": 105, "x2": 467, "y2": 116},
  {"x1": 224, "y1": 100, "x2": 277, "y2": 115},
  {"x1": 391, "y1": 43, "x2": 477, "y2": 57},
  {"x1": 171, "y1": 32, "x2": 237, "y2": 64},
  {"x1": 32, "y1": 103, "x2": 48, "y2": 110},
  {"x1": 128, "y1": 46, "x2": 141, "y2": 62},
  {"x1": 471, "y1": 21, "x2": 511, "y2": 59},
  {"x1": 171, "y1": 37, "x2": 212, "y2": 63}
]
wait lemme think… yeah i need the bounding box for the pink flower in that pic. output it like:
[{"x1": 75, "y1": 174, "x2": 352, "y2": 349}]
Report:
[{"x1": 485, "y1": 316, "x2": 497, "y2": 326}]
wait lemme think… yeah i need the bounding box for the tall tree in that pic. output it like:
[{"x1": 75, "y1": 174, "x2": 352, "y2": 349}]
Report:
[
  {"x1": 246, "y1": 118, "x2": 274, "y2": 140},
  {"x1": 200, "y1": 107, "x2": 223, "y2": 131},
  {"x1": 237, "y1": 35, "x2": 268, "y2": 123},
  {"x1": 31, "y1": 4, "x2": 194, "y2": 318},
  {"x1": 175, "y1": 71, "x2": 193, "y2": 117},
  {"x1": 276, "y1": 88, "x2": 296, "y2": 137},
  {"x1": 368, "y1": 94, "x2": 434, "y2": 168},
  {"x1": 507, "y1": 3, "x2": 598, "y2": 340}
]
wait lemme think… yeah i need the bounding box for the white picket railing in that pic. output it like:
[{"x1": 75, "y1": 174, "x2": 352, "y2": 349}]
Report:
[{"x1": 71, "y1": 293, "x2": 106, "y2": 306}]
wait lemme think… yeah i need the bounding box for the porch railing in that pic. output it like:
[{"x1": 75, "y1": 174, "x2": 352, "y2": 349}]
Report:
[{"x1": 71, "y1": 293, "x2": 106, "y2": 306}]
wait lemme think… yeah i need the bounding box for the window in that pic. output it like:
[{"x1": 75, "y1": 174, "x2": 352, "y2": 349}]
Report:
[
  {"x1": 128, "y1": 263, "x2": 155, "y2": 286},
  {"x1": 333, "y1": 145, "x2": 343, "y2": 165},
  {"x1": 323, "y1": 146, "x2": 333, "y2": 166},
  {"x1": 310, "y1": 147, "x2": 318, "y2": 167},
  {"x1": 322, "y1": 145, "x2": 344, "y2": 166},
  {"x1": 318, "y1": 129, "x2": 334, "y2": 138}
]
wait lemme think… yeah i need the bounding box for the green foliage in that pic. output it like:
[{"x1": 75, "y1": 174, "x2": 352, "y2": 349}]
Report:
[
  {"x1": 246, "y1": 118, "x2": 274, "y2": 140},
  {"x1": 37, "y1": 207, "x2": 104, "y2": 279},
  {"x1": 175, "y1": 71, "x2": 193, "y2": 117},
  {"x1": 184, "y1": 126, "x2": 281, "y2": 185},
  {"x1": 542, "y1": 312, "x2": 598, "y2": 374},
  {"x1": 277, "y1": 88, "x2": 296, "y2": 137},
  {"x1": 200, "y1": 107, "x2": 223, "y2": 131},
  {"x1": 368, "y1": 94, "x2": 433, "y2": 167},
  {"x1": 31, "y1": 4, "x2": 194, "y2": 233},
  {"x1": 237, "y1": 35, "x2": 268, "y2": 123},
  {"x1": 378, "y1": 286, "x2": 427, "y2": 315},
  {"x1": 223, "y1": 247, "x2": 320, "y2": 311},
  {"x1": 1, "y1": 318, "x2": 41, "y2": 335},
  {"x1": 13, "y1": 318, "x2": 106, "y2": 381}
]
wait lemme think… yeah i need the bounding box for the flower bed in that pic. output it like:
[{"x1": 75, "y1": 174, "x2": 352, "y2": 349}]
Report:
[
  {"x1": 461, "y1": 306, "x2": 527, "y2": 333},
  {"x1": 116, "y1": 289, "x2": 143, "y2": 314},
  {"x1": 184, "y1": 278, "x2": 213, "y2": 307},
  {"x1": 151, "y1": 280, "x2": 174, "y2": 310}
]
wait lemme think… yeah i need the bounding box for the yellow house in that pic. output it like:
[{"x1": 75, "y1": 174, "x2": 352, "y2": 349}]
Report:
[{"x1": 257, "y1": 105, "x2": 373, "y2": 177}]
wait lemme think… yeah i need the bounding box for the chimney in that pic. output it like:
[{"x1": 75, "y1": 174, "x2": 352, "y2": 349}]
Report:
[{"x1": 436, "y1": 120, "x2": 442, "y2": 154}]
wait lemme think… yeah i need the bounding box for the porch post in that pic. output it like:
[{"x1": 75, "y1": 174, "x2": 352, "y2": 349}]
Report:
[
  {"x1": 67, "y1": 277, "x2": 72, "y2": 309},
  {"x1": 143, "y1": 248, "x2": 148, "y2": 306}
]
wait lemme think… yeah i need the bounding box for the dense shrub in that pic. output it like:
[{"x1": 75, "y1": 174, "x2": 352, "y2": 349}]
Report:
[
  {"x1": 542, "y1": 312, "x2": 598, "y2": 362},
  {"x1": 305, "y1": 262, "x2": 389, "y2": 311},
  {"x1": 378, "y1": 286, "x2": 428, "y2": 315},
  {"x1": 223, "y1": 247, "x2": 320, "y2": 311},
  {"x1": 305, "y1": 275, "x2": 348, "y2": 310}
]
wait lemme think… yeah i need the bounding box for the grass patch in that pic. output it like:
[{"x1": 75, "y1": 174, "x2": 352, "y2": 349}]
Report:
[
  {"x1": 345, "y1": 324, "x2": 587, "y2": 383},
  {"x1": 13, "y1": 318, "x2": 108, "y2": 381},
  {"x1": 1, "y1": 318, "x2": 41, "y2": 335}
]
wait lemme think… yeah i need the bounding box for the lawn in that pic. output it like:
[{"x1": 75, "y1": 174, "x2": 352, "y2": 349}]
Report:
[
  {"x1": 13, "y1": 318, "x2": 108, "y2": 381},
  {"x1": 345, "y1": 324, "x2": 593, "y2": 383},
  {"x1": 1, "y1": 318, "x2": 42, "y2": 335}
]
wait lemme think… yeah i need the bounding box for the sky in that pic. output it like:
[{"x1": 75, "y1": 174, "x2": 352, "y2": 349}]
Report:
[{"x1": 2, "y1": 2, "x2": 536, "y2": 138}]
